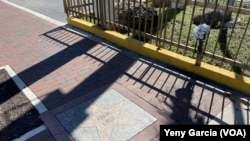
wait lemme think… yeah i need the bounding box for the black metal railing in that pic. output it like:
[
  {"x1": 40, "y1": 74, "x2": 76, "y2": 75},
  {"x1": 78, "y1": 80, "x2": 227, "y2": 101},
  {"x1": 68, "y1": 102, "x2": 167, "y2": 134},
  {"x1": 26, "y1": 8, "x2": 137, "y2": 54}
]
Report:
[{"x1": 64, "y1": 0, "x2": 250, "y2": 76}]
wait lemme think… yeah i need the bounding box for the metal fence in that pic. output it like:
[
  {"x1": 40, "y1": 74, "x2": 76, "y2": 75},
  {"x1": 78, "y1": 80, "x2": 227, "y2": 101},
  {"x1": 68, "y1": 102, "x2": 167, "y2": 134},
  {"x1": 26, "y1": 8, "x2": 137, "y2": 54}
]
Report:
[{"x1": 64, "y1": 0, "x2": 250, "y2": 76}]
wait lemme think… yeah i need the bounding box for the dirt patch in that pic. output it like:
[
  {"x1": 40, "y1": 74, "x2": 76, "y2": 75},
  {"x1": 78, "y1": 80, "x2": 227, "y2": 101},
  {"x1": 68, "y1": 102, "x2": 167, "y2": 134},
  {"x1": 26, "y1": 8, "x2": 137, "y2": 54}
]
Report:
[{"x1": 0, "y1": 69, "x2": 43, "y2": 141}]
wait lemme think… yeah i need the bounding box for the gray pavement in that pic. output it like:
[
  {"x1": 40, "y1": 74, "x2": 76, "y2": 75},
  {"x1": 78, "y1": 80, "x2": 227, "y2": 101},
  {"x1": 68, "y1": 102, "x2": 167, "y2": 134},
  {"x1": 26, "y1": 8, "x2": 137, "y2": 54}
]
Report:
[{"x1": 8, "y1": 0, "x2": 67, "y2": 23}]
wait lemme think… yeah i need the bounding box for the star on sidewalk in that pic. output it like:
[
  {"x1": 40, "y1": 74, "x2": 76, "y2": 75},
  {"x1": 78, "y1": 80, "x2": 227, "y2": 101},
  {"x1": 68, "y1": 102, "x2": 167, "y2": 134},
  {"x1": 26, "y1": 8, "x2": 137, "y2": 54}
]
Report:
[{"x1": 76, "y1": 101, "x2": 142, "y2": 141}]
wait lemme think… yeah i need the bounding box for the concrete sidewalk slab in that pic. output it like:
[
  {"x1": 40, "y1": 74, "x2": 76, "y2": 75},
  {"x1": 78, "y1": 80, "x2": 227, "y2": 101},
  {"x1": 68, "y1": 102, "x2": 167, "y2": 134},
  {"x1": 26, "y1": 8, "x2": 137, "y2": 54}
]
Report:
[
  {"x1": 209, "y1": 96, "x2": 250, "y2": 125},
  {"x1": 41, "y1": 83, "x2": 174, "y2": 141},
  {"x1": 56, "y1": 89, "x2": 156, "y2": 141}
]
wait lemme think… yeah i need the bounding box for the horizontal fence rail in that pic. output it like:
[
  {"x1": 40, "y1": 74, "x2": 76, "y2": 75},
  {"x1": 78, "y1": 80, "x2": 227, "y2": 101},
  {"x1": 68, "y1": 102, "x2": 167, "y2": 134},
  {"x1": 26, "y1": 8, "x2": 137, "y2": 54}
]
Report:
[{"x1": 64, "y1": 0, "x2": 250, "y2": 77}]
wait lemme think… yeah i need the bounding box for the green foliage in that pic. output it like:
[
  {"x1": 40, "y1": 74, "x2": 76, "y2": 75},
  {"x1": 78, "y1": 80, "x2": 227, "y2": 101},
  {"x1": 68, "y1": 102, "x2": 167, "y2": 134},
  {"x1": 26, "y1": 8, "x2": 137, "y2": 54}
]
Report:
[{"x1": 152, "y1": 5, "x2": 250, "y2": 76}]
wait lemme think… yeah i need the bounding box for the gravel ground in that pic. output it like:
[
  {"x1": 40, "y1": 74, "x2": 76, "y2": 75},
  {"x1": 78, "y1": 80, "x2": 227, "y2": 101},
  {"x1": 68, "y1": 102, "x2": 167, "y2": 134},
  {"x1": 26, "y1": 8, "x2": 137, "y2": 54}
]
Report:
[{"x1": 0, "y1": 69, "x2": 43, "y2": 141}]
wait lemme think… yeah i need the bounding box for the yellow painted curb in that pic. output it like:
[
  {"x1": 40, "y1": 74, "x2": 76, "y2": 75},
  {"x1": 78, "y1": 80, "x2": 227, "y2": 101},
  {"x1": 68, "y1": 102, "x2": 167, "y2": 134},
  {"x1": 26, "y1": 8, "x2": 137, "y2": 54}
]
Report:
[{"x1": 67, "y1": 17, "x2": 250, "y2": 94}]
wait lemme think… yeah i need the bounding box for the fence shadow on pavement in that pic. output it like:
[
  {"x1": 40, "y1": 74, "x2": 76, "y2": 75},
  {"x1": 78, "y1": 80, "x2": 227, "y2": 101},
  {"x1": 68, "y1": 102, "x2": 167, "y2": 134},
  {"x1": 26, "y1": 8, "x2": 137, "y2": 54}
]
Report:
[{"x1": 1, "y1": 25, "x2": 249, "y2": 140}]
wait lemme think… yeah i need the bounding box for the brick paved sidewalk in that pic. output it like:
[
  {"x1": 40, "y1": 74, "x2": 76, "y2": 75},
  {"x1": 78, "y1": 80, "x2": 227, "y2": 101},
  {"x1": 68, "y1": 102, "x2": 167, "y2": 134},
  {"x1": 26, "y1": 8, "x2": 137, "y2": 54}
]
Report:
[{"x1": 1, "y1": 1, "x2": 249, "y2": 141}]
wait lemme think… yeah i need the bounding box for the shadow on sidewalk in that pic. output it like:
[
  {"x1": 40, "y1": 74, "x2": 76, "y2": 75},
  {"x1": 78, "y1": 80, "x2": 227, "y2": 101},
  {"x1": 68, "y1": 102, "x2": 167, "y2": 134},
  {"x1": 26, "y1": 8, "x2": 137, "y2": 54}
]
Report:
[{"x1": 1, "y1": 25, "x2": 248, "y2": 140}]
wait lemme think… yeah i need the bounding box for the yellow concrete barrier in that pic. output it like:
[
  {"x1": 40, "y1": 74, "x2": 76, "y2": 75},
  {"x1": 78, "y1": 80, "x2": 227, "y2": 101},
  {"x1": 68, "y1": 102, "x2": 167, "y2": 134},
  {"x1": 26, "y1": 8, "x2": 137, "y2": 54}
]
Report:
[{"x1": 67, "y1": 17, "x2": 250, "y2": 94}]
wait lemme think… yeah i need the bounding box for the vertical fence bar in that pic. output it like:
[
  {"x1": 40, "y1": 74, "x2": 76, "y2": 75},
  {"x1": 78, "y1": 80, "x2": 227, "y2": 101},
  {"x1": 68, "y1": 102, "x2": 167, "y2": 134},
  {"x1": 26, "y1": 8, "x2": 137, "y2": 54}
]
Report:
[
  {"x1": 112, "y1": 0, "x2": 116, "y2": 30},
  {"x1": 84, "y1": 0, "x2": 89, "y2": 21},
  {"x1": 161, "y1": 0, "x2": 169, "y2": 46},
  {"x1": 117, "y1": 0, "x2": 121, "y2": 32},
  {"x1": 149, "y1": 0, "x2": 156, "y2": 44},
  {"x1": 243, "y1": 49, "x2": 250, "y2": 75},
  {"x1": 87, "y1": 0, "x2": 92, "y2": 22},
  {"x1": 138, "y1": 0, "x2": 142, "y2": 41},
  {"x1": 63, "y1": 0, "x2": 69, "y2": 17},
  {"x1": 100, "y1": 0, "x2": 105, "y2": 28},
  {"x1": 210, "y1": 0, "x2": 231, "y2": 64},
  {"x1": 219, "y1": 0, "x2": 242, "y2": 67},
  {"x1": 203, "y1": 0, "x2": 219, "y2": 52},
  {"x1": 76, "y1": 0, "x2": 79, "y2": 16},
  {"x1": 199, "y1": 1, "x2": 207, "y2": 29},
  {"x1": 176, "y1": 0, "x2": 187, "y2": 53},
  {"x1": 68, "y1": 0, "x2": 73, "y2": 16},
  {"x1": 195, "y1": 0, "x2": 213, "y2": 62},
  {"x1": 73, "y1": 0, "x2": 76, "y2": 16},
  {"x1": 184, "y1": 0, "x2": 197, "y2": 55},
  {"x1": 169, "y1": 0, "x2": 179, "y2": 50},
  {"x1": 195, "y1": 39, "x2": 204, "y2": 66},
  {"x1": 76, "y1": 0, "x2": 81, "y2": 18},
  {"x1": 163, "y1": 0, "x2": 171, "y2": 48},
  {"x1": 107, "y1": 0, "x2": 111, "y2": 29},
  {"x1": 133, "y1": 0, "x2": 137, "y2": 36},
  {"x1": 128, "y1": 0, "x2": 131, "y2": 36},
  {"x1": 104, "y1": 0, "x2": 107, "y2": 28},
  {"x1": 156, "y1": 0, "x2": 162, "y2": 47},
  {"x1": 95, "y1": 0, "x2": 100, "y2": 25},
  {"x1": 76, "y1": 0, "x2": 80, "y2": 17},
  {"x1": 72, "y1": 0, "x2": 77, "y2": 17},
  {"x1": 143, "y1": 0, "x2": 148, "y2": 42},
  {"x1": 66, "y1": 0, "x2": 70, "y2": 16},
  {"x1": 79, "y1": 0, "x2": 85, "y2": 20},
  {"x1": 122, "y1": 0, "x2": 125, "y2": 32},
  {"x1": 232, "y1": 17, "x2": 250, "y2": 72},
  {"x1": 193, "y1": 0, "x2": 207, "y2": 59}
]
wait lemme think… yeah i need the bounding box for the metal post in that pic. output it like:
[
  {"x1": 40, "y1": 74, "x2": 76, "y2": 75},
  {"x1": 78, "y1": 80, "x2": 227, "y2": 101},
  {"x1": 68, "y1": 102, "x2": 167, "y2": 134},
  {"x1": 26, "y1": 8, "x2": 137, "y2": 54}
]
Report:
[
  {"x1": 63, "y1": 0, "x2": 68, "y2": 17},
  {"x1": 195, "y1": 39, "x2": 204, "y2": 66},
  {"x1": 193, "y1": 23, "x2": 210, "y2": 66}
]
